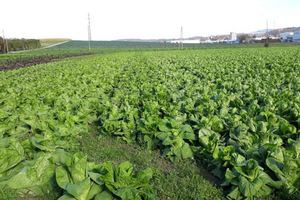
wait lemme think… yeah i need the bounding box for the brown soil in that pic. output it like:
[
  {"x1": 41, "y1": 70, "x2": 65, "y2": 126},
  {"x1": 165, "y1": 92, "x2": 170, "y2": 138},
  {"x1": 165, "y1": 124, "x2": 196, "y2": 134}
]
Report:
[{"x1": 0, "y1": 53, "x2": 96, "y2": 71}]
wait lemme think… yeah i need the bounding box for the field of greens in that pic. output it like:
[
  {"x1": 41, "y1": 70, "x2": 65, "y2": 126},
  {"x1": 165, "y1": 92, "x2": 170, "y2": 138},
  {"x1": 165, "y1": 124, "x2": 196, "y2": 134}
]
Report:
[
  {"x1": 52, "y1": 40, "x2": 201, "y2": 48},
  {"x1": 53, "y1": 40, "x2": 300, "y2": 49},
  {"x1": 1, "y1": 46, "x2": 300, "y2": 200}
]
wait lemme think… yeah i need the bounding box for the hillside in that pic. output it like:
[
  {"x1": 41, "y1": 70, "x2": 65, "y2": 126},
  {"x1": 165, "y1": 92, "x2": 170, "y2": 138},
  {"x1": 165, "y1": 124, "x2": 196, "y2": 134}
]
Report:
[{"x1": 114, "y1": 26, "x2": 300, "y2": 42}]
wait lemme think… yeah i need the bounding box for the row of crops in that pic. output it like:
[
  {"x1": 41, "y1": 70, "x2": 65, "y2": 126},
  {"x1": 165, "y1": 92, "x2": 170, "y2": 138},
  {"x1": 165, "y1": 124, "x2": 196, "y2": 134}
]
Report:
[{"x1": 1, "y1": 47, "x2": 300, "y2": 199}]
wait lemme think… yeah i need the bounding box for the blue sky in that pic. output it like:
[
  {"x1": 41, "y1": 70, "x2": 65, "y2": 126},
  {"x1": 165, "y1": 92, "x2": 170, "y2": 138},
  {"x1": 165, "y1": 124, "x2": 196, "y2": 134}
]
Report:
[{"x1": 1, "y1": 0, "x2": 299, "y2": 40}]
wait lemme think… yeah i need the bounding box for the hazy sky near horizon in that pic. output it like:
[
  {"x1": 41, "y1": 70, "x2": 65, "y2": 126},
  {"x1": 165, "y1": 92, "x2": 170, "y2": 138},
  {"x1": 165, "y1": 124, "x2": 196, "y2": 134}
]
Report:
[{"x1": 1, "y1": 0, "x2": 299, "y2": 40}]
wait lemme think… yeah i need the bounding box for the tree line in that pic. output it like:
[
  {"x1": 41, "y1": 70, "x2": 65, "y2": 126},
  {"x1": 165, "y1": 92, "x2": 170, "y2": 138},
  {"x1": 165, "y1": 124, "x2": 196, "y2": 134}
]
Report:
[{"x1": 0, "y1": 37, "x2": 41, "y2": 53}]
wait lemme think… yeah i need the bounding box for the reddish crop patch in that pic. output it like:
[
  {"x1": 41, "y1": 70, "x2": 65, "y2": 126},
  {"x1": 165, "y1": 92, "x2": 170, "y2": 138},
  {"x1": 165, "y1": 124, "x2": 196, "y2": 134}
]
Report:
[{"x1": 0, "y1": 53, "x2": 96, "y2": 71}]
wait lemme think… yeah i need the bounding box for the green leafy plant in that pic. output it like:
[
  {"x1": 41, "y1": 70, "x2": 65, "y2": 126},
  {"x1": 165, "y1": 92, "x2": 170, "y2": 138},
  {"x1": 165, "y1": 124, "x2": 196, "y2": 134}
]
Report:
[
  {"x1": 222, "y1": 159, "x2": 282, "y2": 200},
  {"x1": 56, "y1": 152, "x2": 156, "y2": 200}
]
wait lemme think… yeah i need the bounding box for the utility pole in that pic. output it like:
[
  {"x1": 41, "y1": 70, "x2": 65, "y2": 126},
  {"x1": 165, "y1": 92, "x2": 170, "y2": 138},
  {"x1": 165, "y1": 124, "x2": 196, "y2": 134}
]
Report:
[
  {"x1": 6, "y1": 38, "x2": 9, "y2": 53},
  {"x1": 2, "y1": 30, "x2": 5, "y2": 54},
  {"x1": 264, "y1": 21, "x2": 269, "y2": 48},
  {"x1": 2, "y1": 29, "x2": 9, "y2": 54},
  {"x1": 266, "y1": 21, "x2": 268, "y2": 37},
  {"x1": 179, "y1": 26, "x2": 183, "y2": 50},
  {"x1": 88, "y1": 13, "x2": 91, "y2": 52}
]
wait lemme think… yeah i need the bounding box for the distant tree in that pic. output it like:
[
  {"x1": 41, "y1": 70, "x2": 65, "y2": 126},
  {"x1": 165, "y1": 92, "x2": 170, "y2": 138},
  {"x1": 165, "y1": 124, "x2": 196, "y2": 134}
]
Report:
[
  {"x1": 0, "y1": 37, "x2": 4, "y2": 53},
  {"x1": 0, "y1": 38, "x2": 41, "y2": 52},
  {"x1": 238, "y1": 34, "x2": 250, "y2": 43}
]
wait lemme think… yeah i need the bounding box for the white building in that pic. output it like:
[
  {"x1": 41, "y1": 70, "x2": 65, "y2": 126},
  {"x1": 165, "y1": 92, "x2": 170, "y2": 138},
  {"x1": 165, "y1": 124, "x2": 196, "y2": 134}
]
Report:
[
  {"x1": 247, "y1": 38, "x2": 262, "y2": 42},
  {"x1": 230, "y1": 32, "x2": 237, "y2": 40},
  {"x1": 279, "y1": 32, "x2": 294, "y2": 42},
  {"x1": 182, "y1": 40, "x2": 201, "y2": 44},
  {"x1": 169, "y1": 40, "x2": 200, "y2": 44},
  {"x1": 293, "y1": 31, "x2": 300, "y2": 42}
]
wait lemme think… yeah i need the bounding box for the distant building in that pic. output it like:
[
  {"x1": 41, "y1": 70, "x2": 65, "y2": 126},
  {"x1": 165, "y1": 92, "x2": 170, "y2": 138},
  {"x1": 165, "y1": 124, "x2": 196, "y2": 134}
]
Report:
[
  {"x1": 280, "y1": 32, "x2": 294, "y2": 42},
  {"x1": 182, "y1": 40, "x2": 201, "y2": 44},
  {"x1": 227, "y1": 40, "x2": 240, "y2": 44},
  {"x1": 230, "y1": 32, "x2": 237, "y2": 40},
  {"x1": 293, "y1": 31, "x2": 300, "y2": 42},
  {"x1": 169, "y1": 40, "x2": 200, "y2": 44},
  {"x1": 247, "y1": 38, "x2": 262, "y2": 42}
]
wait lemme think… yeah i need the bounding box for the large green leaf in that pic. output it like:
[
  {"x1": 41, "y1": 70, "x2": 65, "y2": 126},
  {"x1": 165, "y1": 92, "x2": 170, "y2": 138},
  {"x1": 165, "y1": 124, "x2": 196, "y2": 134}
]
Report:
[
  {"x1": 57, "y1": 193, "x2": 77, "y2": 200},
  {"x1": 173, "y1": 143, "x2": 194, "y2": 159},
  {"x1": 65, "y1": 177, "x2": 91, "y2": 200},
  {"x1": 238, "y1": 176, "x2": 264, "y2": 197},
  {"x1": 86, "y1": 182, "x2": 105, "y2": 200},
  {"x1": 234, "y1": 159, "x2": 260, "y2": 182},
  {"x1": 88, "y1": 172, "x2": 105, "y2": 186},
  {"x1": 66, "y1": 152, "x2": 88, "y2": 184},
  {"x1": 5, "y1": 156, "x2": 55, "y2": 196},
  {"x1": 56, "y1": 165, "x2": 71, "y2": 189},
  {"x1": 227, "y1": 186, "x2": 243, "y2": 200},
  {"x1": 113, "y1": 187, "x2": 140, "y2": 200},
  {"x1": 94, "y1": 189, "x2": 114, "y2": 200},
  {"x1": 0, "y1": 139, "x2": 25, "y2": 174},
  {"x1": 100, "y1": 161, "x2": 115, "y2": 183}
]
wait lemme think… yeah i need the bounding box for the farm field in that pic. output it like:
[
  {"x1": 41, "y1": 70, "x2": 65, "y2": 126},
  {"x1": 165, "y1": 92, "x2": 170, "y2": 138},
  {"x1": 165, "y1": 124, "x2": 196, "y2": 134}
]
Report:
[
  {"x1": 0, "y1": 41, "x2": 188, "y2": 71},
  {"x1": 52, "y1": 40, "x2": 300, "y2": 49},
  {"x1": 1, "y1": 46, "x2": 300, "y2": 200},
  {"x1": 0, "y1": 52, "x2": 96, "y2": 71},
  {"x1": 52, "y1": 40, "x2": 203, "y2": 48},
  {"x1": 2, "y1": 40, "x2": 300, "y2": 72}
]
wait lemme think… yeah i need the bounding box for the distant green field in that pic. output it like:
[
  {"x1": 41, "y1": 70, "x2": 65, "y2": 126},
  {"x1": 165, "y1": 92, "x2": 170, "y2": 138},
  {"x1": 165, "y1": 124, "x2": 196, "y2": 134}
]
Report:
[
  {"x1": 52, "y1": 40, "x2": 300, "y2": 49},
  {"x1": 52, "y1": 40, "x2": 200, "y2": 48}
]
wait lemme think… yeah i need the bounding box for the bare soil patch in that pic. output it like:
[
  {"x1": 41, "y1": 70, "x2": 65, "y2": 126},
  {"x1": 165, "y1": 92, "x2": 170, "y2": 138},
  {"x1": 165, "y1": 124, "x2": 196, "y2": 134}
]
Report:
[{"x1": 0, "y1": 53, "x2": 95, "y2": 71}]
